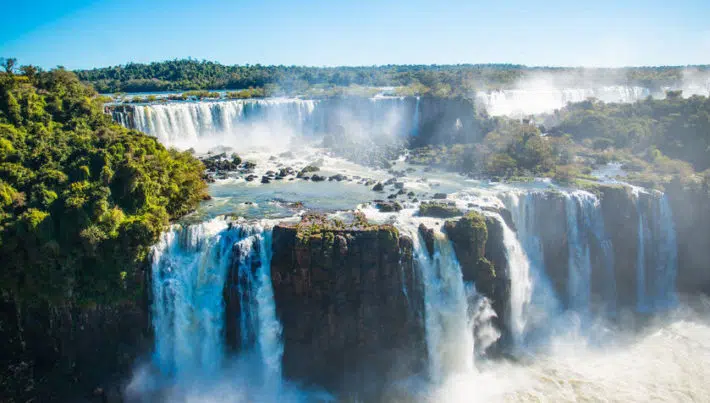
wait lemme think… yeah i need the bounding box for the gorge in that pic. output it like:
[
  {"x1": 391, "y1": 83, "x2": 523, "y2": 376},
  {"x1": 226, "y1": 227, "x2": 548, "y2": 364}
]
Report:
[
  {"x1": 110, "y1": 91, "x2": 710, "y2": 402},
  {"x1": 2, "y1": 69, "x2": 710, "y2": 402}
]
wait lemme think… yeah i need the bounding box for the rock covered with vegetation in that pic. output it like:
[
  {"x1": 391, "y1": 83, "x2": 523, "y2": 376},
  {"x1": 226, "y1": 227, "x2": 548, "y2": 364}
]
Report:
[
  {"x1": 444, "y1": 212, "x2": 511, "y2": 345},
  {"x1": 418, "y1": 201, "x2": 463, "y2": 218},
  {"x1": 0, "y1": 65, "x2": 207, "y2": 401}
]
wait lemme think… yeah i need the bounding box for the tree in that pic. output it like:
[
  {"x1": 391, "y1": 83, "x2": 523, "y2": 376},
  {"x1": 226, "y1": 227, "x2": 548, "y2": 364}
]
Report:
[{"x1": 1, "y1": 57, "x2": 17, "y2": 74}]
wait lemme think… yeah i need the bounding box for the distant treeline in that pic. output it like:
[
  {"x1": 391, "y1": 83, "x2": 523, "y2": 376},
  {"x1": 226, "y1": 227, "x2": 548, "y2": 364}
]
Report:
[{"x1": 73, "y1": 59, "x2": 709, "y2": 95}]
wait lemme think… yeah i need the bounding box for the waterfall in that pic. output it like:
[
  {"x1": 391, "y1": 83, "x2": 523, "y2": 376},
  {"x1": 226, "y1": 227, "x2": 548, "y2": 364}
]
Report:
[
  {"x1": 654, "y1": 196, "x2": 678, "y2": 309},
  {"x1": 150, "y1": 219, "x2": 235, "y2": 378},
  {"x1": 111, "y1": 97, "x2": 422, "y2": 150},
  {"x1": 120, "y1": 99, "x2": 317, "y2": 148},
  {"x1": 635, "y1": 193, "x2": 679, "y2": 312},
  {"x1": 490, "y1": 212, "x2": 532, "y2": 346},
  {"x1": 475, "y1": 85, "x2": 662, "y2": 117},
  {"x1": 636, "y1": 198, "x2": 649, "y2": 313},
  {"x1": 565, "y1": 193, "x2": 593, "y2": 314},
  {"x1": 501, "y1": 192, "x2": 561, "y2": 336},
  {"x1": 411, "y1": 96, "x2": 420, "y2": 137},
  {"x1": 150, "y1": 218, "x2": 283, "y2": 381},
  {"x1": 412, "y1": 229, "x2": 474, "y2": 382},
  {"x1": 233, "y1": 226, "x2": 283, "y2": 381}
]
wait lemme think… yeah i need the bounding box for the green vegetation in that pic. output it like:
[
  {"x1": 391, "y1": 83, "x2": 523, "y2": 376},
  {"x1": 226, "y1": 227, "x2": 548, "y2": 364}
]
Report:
[
  {"x1": 74, "y1": 59, "x2": 707, "y2": 96},
  {"x1": 418, "y1": 201, "x2": 463, "y2": 218},
  {"x1": 550, "y1": 95, "x2": 710, "y2": 183},
  {"x1": 0, "y1": 62, "x2": 208, "y2": 306},
  {"x1": 408, "y1": 94, "x2": 710, "y2": 188},
  {"x1": 226, "y1": 87, "x2": 265, "y2": 99},
  {"x1": 292, "y1": 212, "x2": 398, "y2": 247}
]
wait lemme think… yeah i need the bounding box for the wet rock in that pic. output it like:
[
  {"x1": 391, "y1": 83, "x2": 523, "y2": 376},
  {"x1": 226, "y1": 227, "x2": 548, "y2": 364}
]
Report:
[
  {"x1": 481, "y1": 206, "x2": 516, "y2": 232},
  {"x1": 300, "y1": 165, "x2": 320, "y2": 175},
  {"x1": 433, "y1": 192, "x2": 447, "y2": 199},
  {"x1": 279, "y1": 167, "x2": 295, "y2": 177},
  {"x1": 418, "y1": 201, "x2": 462, "y2": 218},
  {"x1": 445, "y1": 213, "x2": 511, "y2": 348},
  {"x1": 418, "y1": 224, "x2": 435, "y2": 257},
  {"x1": 200, "y1": 152, "x2": 242, "y2": 172},
  {"x1": 245, "y1": 174, "x2": 258, "y2": 182},
  {"x1": 375, "y1": 200, "x2": 403, "y2": 212},
  {"x1": 261, "y1": 176, "x2": 271, "y2": 184},
  {"x1": 329, "y1": 174, "x2": 347, "y2": 182},
  {"x1": 288, "y1": 201, "x2": 304, "y2": 209},
  {"x1": 372, "y1": 183, "x2": 385, "y2": 192},
  {"x1": 394, "y1": 182, "x2": 405, "y2": 189},
  {"x1": 311, "y1": 175, "x2": 326, "y2": 182}
]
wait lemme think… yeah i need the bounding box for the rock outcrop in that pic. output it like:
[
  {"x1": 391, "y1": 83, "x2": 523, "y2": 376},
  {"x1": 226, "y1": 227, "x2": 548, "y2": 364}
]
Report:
[
  {"x1": 444, "y1": 212, "x2": 511, "y2": 346},
  {"x1": 665, "y1": 179, "x2": 710, "y2": 295},
  {"x1": 270, "y1": 214, "x2": 425, "y2": 394},
  {"x1": 0, "y1": 298, "x2": 150, "y2": 402}
]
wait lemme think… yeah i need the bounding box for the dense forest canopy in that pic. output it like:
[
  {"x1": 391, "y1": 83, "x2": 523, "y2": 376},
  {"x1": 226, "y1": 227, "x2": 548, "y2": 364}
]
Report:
[
  {"x1": 73, "y1": 58, "x2": 710, "y2": 95},
  {"x1": 0, "y1": 61, "x2": 208, "y2": 307}
]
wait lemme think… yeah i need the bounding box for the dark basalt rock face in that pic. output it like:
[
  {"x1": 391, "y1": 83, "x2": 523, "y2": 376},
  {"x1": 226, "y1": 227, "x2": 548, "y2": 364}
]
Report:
[
  {"x1": 665, "y1": 179, "x2": 710, "y2": 295},
  {"x1": 270, "y1": 214, "x2": 425, "y2": 395},
  {"x1": 418, "y1": 223, "x2": 436, "y2": 257},
  {"x1": 533, "y1": 192, "x2": 570, "y2": 306},
  {"x1": 0, "y1": 298, "x2": 150, "y2": 403},
  {"x1": 444, "y1": 212, "x2": 511, "y2": 347},
  {"x1": 597, "y1": 185, "x2": 641, "y2": 308}
]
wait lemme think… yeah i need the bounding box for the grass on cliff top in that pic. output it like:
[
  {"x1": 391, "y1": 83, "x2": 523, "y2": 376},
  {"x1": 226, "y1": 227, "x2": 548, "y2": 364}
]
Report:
[{"x1": 291, "y1": 212, "x2": 399, "y2": 246}]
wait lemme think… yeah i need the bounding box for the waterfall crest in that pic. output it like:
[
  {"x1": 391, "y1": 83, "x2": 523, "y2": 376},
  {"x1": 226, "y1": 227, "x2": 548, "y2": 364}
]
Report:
[{"x1": 112, "y1": 97, "x2": 419, "y2": 150}]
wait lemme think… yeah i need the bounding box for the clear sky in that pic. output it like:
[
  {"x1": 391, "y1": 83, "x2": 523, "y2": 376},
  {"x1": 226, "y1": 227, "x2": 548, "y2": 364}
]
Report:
[{"x1": 1, "y1": 0, "x2": 708, "y2": 70}]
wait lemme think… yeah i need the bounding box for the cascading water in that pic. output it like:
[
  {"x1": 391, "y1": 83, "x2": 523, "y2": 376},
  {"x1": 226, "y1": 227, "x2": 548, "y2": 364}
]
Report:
[
  {"x1": 150, "y1": 218, "x2": 283, "y2": 383},
  {"x1": 411, "y1": 96, "x2": 421, "y2": 137},
  {"x1": 500, "y1": 190, "x2": 616, "y2": 335},
  {"x1": 127, "y1": 99, "x2": 318, "y2": 147},
  {"x1": 634, "y1": 192, "x2": 679, "y2": 312},
  {"x1": 488, "y1": 212, "x2": 532, "y2": 346},
  {"x1": 232, "y1": 226, "x2": 283, "y2": 382},
  {"x1": 475, "y1": 85, "x2": 654, "y2": 117},
  {"x1": 564, "y1": 193, "x2": 593, "y2": 314},
  {"x1": 112, "y1": 96, "x2": 421, "y2": 150},
  {"x1": 654, "y1": 196, "x2": 678, "y2": 309},
  {"x1": 501, "y1": 192, "x2": 561, "y2": 337},
  {"x1": 150, "y1": 219, "x2": 236, "y2": 378},
  {"x1": 411, "y1": 228, "x2": 475, "y2": 383}
]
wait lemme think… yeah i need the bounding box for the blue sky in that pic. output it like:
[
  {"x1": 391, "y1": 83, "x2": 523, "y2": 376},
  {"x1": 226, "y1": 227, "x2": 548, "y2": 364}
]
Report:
[{"x1": 1, "y1": 0, "x2": 708, "y2": 69}]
